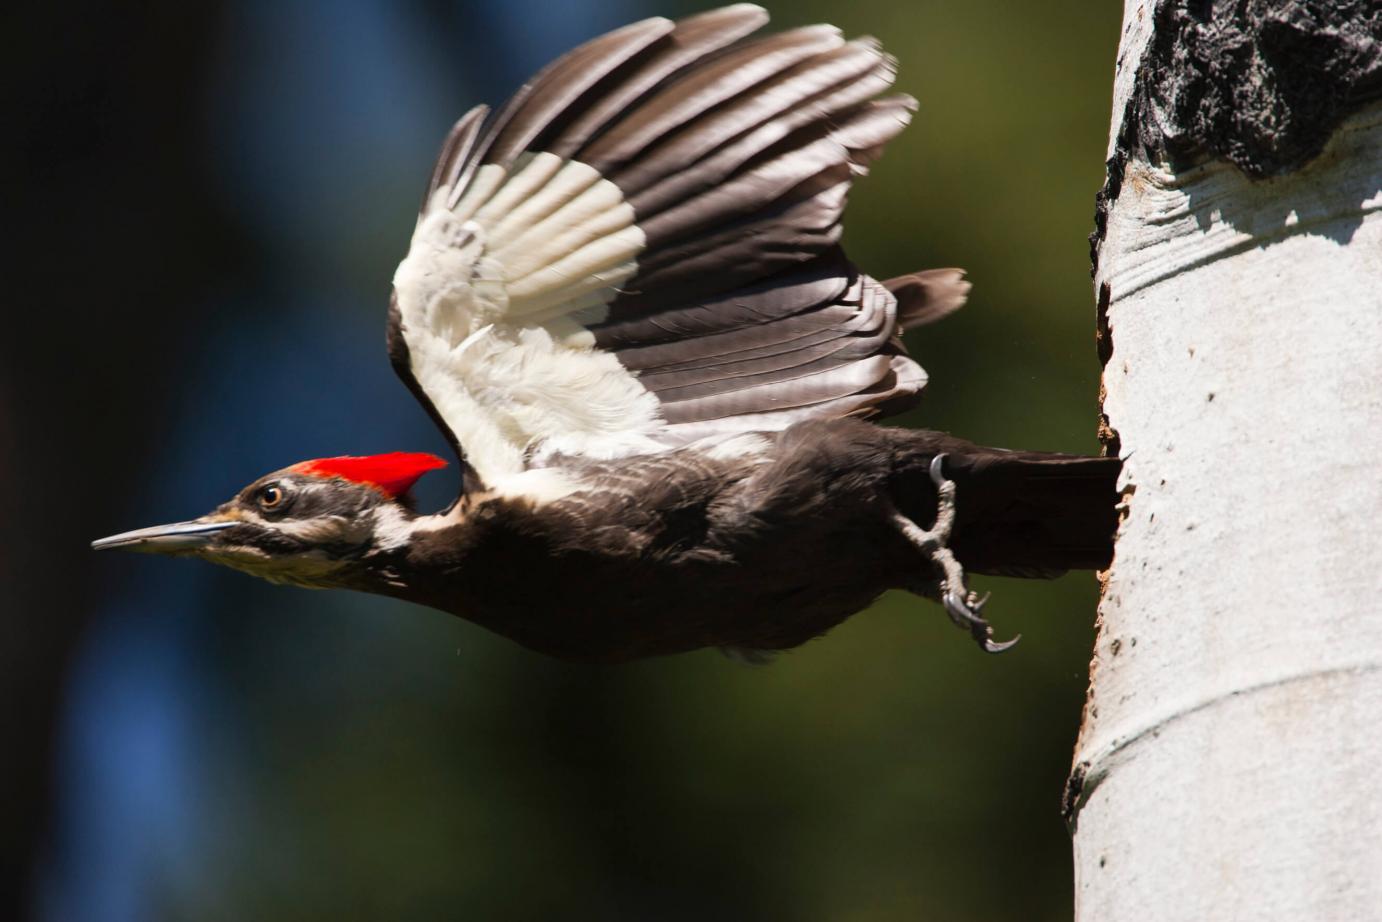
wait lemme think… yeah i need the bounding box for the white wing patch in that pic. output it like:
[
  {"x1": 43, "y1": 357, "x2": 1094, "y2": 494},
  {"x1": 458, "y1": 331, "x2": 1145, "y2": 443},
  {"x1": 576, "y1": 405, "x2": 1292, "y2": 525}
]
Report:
[{"x1": 392, "y1": 154, "x2": 666, "y2": 483}]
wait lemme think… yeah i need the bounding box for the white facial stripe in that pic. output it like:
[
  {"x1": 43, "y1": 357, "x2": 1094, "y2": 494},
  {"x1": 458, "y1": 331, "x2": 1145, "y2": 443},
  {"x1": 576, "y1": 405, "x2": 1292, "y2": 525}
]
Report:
[{"x1": 272, "y1": 515, "x2": 370, "y2": 545}]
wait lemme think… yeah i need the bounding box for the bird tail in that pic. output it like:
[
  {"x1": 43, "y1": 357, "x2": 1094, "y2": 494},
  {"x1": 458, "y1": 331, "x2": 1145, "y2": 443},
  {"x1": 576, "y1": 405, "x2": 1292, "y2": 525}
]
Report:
[
  {"x1": 891, "y1": 430, "x2": 1122, "y2": 577},
  {"x1": 883, "y1": 269, "x2": 971, "y2": 330}
]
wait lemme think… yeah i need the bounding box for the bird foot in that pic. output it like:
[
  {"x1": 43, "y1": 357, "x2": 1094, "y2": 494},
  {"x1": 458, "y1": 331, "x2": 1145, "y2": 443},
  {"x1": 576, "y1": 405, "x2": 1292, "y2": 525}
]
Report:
[
  {"x1": 943, "y1": 588, "x2": 1020, "y2": 654},
  {"x1": 892, "y1": 454, "x2": 1020, "y2": 655}
]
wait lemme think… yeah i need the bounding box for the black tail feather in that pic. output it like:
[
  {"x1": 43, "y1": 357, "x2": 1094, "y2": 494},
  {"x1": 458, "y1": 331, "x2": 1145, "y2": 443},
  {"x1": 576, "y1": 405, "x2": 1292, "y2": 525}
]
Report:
[
  {"x1": 949, "y1": 449, "x2": 1120, "y2": 576},
  {"x1": 892, "y1": 430, "x2": 1121, "y2": 576}
]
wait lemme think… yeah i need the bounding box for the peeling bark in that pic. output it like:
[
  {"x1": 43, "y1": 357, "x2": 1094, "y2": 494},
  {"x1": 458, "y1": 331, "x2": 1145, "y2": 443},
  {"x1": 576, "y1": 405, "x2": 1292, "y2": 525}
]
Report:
[{"x1": 1073, "y1": 1, "x2": 1382, "y2": 919}]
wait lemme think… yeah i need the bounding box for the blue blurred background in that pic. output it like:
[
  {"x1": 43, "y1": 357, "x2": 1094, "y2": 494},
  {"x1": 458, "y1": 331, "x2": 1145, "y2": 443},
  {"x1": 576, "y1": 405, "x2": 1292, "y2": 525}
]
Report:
[{"x1": 8, "y1": 1, "x2": 1120, "y2": 919}]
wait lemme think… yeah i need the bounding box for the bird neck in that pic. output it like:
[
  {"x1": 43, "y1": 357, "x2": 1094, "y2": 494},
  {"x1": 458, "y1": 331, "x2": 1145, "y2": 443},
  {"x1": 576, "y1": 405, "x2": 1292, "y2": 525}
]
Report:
[{"x1": 347, "y1": 505, "x2": 476, "y2": 604}]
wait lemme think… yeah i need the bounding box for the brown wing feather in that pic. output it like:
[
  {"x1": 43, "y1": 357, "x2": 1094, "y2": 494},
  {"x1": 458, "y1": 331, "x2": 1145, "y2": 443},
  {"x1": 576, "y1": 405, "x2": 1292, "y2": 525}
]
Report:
[{"x1": 399, "y1": 6, "x2": 963, "y2": 474}]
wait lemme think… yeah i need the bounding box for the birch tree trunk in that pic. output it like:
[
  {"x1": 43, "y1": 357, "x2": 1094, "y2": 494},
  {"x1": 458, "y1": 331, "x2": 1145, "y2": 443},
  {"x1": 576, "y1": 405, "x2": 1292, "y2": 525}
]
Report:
[{"x1": 1068, "y1": 2, "x2": 1382, "y2": 919}]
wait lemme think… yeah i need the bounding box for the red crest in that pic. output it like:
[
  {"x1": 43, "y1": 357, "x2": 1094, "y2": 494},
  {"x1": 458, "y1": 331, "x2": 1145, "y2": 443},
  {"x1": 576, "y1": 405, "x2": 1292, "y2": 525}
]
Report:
[{"x1": 291, "y1": 452, "x2": 447, "y2": 498}]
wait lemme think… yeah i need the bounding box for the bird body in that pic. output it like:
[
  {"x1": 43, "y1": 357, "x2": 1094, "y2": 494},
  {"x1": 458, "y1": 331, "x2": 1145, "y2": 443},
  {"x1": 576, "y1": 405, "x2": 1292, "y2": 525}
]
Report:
[
  {"x1": 94, "y1": 6, "x2": 1120, "y2": 661},
  {"x1": 387, "y1": 420, "x2": 1117, "y2": 661}
]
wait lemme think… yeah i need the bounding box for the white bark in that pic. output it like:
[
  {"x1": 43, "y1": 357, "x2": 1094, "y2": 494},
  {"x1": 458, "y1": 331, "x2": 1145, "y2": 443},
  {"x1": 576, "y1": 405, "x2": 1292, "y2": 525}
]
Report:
[{"x1": 1070, "y1": 3, "x2": 1382, "y2": 920}]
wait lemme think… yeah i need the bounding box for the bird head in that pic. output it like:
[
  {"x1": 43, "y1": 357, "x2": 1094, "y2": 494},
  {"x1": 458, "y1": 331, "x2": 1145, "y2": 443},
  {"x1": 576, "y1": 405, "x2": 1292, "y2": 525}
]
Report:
[{"x1": 92, "y1": 453, "x2": 448, "y2": 589}]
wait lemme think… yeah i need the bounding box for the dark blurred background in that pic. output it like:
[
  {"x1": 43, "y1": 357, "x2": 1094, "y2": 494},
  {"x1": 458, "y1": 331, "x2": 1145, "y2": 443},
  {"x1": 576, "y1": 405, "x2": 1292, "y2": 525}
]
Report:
[{"x1": 6, "y1": 1, "x2": 1119, "y2": 919}]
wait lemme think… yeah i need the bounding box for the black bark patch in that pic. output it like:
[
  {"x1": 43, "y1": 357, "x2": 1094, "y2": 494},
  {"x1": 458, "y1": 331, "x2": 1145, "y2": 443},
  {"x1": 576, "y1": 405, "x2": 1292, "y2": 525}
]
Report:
[
  {"x1": 1062, "y1": 760, "x2": 1090, "y2": 829},
  {"x1": 1090, "y1": 0, "x2": 1382, "y2": 276},
  {"x1": 1089, "y1": 149, "x2": 1127, "y2": 280},
  {"x1": 1132, "y1": 0, "x2": 1382, "y2": 179}
]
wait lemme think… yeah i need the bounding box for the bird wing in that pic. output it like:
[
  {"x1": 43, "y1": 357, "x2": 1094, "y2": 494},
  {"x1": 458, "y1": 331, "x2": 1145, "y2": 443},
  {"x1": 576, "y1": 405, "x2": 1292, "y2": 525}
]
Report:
[{"x1": 390, "y1": 4, "x2": 960, "y2": 486}]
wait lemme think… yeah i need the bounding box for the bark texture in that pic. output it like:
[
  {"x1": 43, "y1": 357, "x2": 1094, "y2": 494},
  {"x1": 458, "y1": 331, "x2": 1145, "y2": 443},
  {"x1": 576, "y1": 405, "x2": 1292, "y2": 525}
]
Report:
[
  {"x1": 1072, "y1": 1, "x2": 1382, "y2": 919},
  {"x1": 1119, "y1": 0, "x2": 1382, "y2": 177}
]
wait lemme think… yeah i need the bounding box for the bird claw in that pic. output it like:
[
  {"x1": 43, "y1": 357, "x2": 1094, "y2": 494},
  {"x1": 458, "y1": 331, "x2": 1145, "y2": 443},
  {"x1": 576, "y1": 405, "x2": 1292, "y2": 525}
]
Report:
[
  {"x1": 895, "y1": 454, "x2": 1020, "y2": 655},
  {"x1": 945, "y1": 591, "x2": 1020, "y2": 654}
]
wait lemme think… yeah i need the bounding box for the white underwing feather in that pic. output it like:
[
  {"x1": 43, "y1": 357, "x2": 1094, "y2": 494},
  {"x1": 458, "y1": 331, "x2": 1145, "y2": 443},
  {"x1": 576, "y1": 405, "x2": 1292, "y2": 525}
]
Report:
[
  {"x1": 486, "y1": 160, "x2": 603, "y2": 250},
  {"x1": 449, "y1": 163, "x2": 507, "y2": 221},
  {"x1": 393, "y1": 161, "x2": 662, "y2": 483}
]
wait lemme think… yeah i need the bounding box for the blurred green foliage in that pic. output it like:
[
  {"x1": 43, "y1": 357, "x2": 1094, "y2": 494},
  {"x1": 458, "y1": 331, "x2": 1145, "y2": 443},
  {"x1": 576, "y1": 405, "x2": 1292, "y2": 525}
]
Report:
[{"x1": 158, "y1": 2, "x2": 1120, "y2": 920}]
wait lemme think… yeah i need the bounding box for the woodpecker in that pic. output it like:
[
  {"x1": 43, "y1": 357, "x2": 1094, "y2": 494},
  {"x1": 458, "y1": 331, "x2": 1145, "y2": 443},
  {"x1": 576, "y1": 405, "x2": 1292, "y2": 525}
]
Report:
[{"x1": 93, "y1": 6, "x2": 1119, "y2": 662}]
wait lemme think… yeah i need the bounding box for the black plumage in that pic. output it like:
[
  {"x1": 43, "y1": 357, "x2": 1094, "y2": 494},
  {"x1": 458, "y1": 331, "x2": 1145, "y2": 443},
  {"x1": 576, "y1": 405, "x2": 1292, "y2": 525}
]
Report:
[{"x1": 379, "y1": 421, "x2": 1119, "y2": 662}]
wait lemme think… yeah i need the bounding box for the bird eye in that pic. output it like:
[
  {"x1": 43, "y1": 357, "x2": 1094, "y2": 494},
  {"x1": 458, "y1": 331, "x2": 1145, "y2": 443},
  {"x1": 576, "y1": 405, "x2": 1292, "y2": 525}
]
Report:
[{"x1": 258, "y1": 483, "x2": 287, "y2": 510}]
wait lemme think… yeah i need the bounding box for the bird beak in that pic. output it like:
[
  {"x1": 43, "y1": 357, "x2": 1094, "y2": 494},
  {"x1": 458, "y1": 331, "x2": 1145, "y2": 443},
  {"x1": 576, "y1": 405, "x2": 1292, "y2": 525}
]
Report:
[{"x1": 91, "y1": 518, "x2": 235, "y2": 554}]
